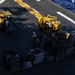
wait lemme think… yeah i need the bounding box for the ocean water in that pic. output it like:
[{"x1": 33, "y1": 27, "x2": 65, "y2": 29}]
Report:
[{"x1": 53, "y1": 0, "x2": 75, "y2": 13}]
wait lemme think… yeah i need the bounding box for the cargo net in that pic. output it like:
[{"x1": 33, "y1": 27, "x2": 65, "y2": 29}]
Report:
[
  {"x1": 3, "y1": 50, "x2": 21, "y2": 73},
  {"x1": 9, "y1": 56, "x2": 21, "y2": 73},
  {"x1": 48, "y1": 32, "x2": 75, "y2": 60},
  {"x1": 65, "y1": 47, "x2": 75, "y2": 56},
  {"x1": 29, "y1": 49, "x2": 45, "y2": 64},
  {"x1": 32, "y1": 31, "x2": 75, "y2": 61},
  {"x1": 20, "y1": 49, "x2": 46, "y2": 69},
  {"x1": 3, "y1": 31, "x2": 75, "y2": 73},
  {"x1": 64, "y1": 42, "x2": 75, "y2": 56},
  {"x1": 21, "y1": 54, "x2": 33, "y2": 69},
  {"x1": 22, "y1": 62, "x2": 33, "y2": 69}
]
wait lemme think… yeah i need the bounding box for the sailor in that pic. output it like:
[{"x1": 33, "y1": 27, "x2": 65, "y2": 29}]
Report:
[
  {"x1": 42, "y1": 35, "x2": 51, "y2": 49},
  {"x1": 5, "y1": 20, "x2": 9, "y2": 27},
  {"x1": 32, "y1": 32, "x2": 37, "y2": 49},
  {"x1": 5, "y1": 16, "x2": 12, "y2": 27}
]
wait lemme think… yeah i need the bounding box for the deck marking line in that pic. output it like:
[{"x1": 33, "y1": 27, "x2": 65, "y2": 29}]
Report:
[
  {"x1": 57, "y1": 12, "x2": 75, "y2": 24},
  {"x1": 14, "y1": 0, "x2": 42, "y2": 18}
]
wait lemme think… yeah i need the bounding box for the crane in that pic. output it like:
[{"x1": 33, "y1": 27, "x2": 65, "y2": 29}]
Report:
[{"x1": 15, "y1": 0, "x2": 61, "y2": 33}]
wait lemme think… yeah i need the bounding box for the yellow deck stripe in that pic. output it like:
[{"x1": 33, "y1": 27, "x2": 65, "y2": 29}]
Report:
[{"x1": 15, "y1": 0, "x2": 42, "y2": 18}]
